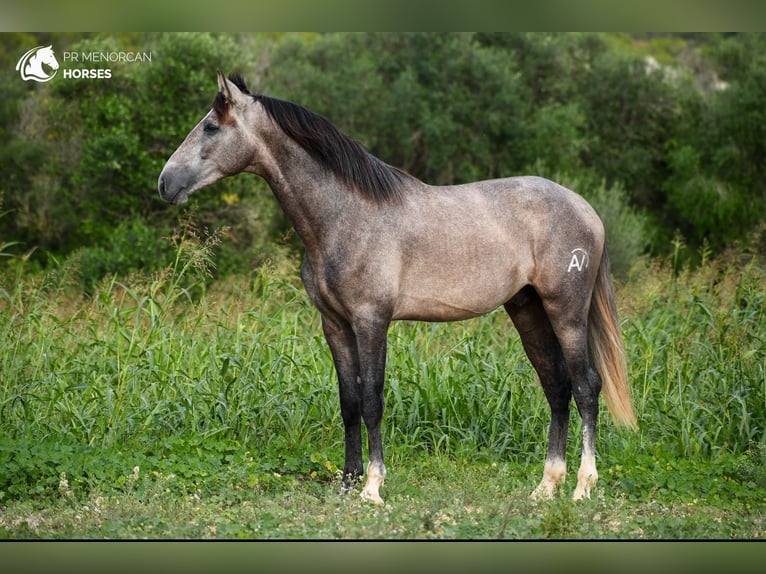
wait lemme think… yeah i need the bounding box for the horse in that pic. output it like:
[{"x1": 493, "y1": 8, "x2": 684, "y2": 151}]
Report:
[
  {"x1": 16, "y1": 45, "x2": 59, "y2": 82},
  {"x1": 158, "y1": 72, "x2": 637, "y2": 504}
]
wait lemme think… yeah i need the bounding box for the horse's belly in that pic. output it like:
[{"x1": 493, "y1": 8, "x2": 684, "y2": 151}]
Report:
[
  {"x1": 392, "y1": 276, "x2": 518, "y2": 322},
  {"x1": 393, "y1": 296, "x2": 498, "y2": 322}
]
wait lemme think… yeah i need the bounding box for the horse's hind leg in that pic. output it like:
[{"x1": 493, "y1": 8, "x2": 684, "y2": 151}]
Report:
[
  {"x1": 505, "y1": 287, "x2": 572, "y2": 499},
  {"x1": 545, "y1": 303, "x2": 602, "y2": 500}
]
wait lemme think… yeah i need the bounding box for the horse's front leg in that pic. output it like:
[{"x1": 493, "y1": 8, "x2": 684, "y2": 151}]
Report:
[
  {"x1": 353, "y1": 315, "x2": 390, "y2": 505},
  {"x1": 321, "y1": 316, "x2": 364, "y2": 489}
]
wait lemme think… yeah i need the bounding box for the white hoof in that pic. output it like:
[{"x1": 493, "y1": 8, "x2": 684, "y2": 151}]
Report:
[
  {"x1": 573, "y1": 454, "x2": 598, "y2": 500},
  {"x1": 360, "y1": 461, "x2": 386, "y2": 505},
  {"x1": 531, "y1": 460, "x2": 566, "y2": 500},
  {"x1": 360, "y1": 488, "x2": 384, "y2": 505},
  {"x1": 573, "y1": 471, "x2": 597, "y2": 500},
  {"x1": 530, "y1": 483, "x2": 555, "y2": 501}
]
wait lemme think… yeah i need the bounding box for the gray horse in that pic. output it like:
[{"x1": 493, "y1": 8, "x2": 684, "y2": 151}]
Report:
[{"x1": 158, "y1": 72, "x2": 637, "y2": 504}]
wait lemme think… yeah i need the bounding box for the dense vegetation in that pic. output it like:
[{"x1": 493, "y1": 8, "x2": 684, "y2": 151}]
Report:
[
  {"x1": 2, "y1": 33, "x2": 766, "y2": 278},
  {"x1": 1, "y1": 33, "x2": 764, "y2": 538}
]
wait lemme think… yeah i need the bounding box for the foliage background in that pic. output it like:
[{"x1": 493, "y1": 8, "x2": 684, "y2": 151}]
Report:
[{"x1": 2, "y1": 32, "x2": 766, "y2": 281}]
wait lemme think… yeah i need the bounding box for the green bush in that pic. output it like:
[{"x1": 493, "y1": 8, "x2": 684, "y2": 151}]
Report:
[{"x1": 76, "y1": 219, "x2": 175, "y2": 293}]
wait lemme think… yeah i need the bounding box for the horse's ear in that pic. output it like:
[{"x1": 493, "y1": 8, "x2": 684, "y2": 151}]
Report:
[
  {"x1": 216, "y1": 70, "x2": 246, "y2": 108},
  {"x1": 216, "y1": 70, "x2": 230, "y2": 98}
]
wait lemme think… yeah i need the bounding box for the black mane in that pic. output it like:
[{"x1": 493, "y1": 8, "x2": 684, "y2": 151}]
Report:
[{"x1": 224, "y1": 74, "x2": 410, "y2": 203}]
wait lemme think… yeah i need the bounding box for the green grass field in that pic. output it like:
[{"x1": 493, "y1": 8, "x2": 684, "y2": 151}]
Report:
[{"x1": 1, "y1": 230, "x2": 764, "y2": 539}]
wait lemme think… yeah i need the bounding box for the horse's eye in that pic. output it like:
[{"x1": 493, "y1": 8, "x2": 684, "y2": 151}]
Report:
[{"x1": 203, "y1": 122, "x2": 219, "y2": 134}]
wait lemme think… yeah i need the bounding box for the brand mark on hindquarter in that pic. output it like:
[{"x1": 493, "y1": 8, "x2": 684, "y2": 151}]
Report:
[{"x1": 567, "y1": 248, "x2": 590, "y2": 273}]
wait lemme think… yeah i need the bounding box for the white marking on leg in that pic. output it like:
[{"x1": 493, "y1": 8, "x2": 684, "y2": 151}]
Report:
[
  {"x1": 573, "y1": 451, "x2": 598, "y2": 500},
  {"x1": 360, "y1": 460, "x2": 386, "y2": 505},
  {"x1": 531, "y1": 459, "x2": 566, "y2": 500}
]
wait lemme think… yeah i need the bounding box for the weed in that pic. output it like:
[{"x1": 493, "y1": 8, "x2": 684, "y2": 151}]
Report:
[{"x1": 735, "y1": 442, "x2": 766, "y2": 489}]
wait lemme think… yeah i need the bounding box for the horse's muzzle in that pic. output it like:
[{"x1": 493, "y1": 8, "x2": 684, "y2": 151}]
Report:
[{"x1": 157, "y1": 165, "x2": 189, "y2": 204}]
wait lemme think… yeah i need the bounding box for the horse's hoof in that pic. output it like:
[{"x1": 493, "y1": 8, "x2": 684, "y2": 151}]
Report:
[
  {"x1": 572, "y1": 487, "x2": 590, "y2": 500},
  {"x1": 360, "y1": 461, "x2": 386, "y2": 505},
  {"x1": 573, "y1": 468, "x2": 597, "y2": 500},
  {"x1": 360, "y1": 489, "x2": 385, "y2": 505},
  {"x1": 530, "y1": 485, "x2": 554, "y2": 501}
]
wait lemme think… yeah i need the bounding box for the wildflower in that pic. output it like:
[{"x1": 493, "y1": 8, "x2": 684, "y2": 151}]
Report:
[{"x1": 58, "y1": 472, "x2": 73, "y2": 497}]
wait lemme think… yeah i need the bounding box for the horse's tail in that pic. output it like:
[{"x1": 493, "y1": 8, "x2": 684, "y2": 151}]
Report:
[{"x1": 588, "y1": 246, "x2": 638, "y2": 430}]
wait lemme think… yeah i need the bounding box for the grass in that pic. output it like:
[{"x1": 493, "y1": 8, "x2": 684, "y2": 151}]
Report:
[
  {"x1": 0, "y1": 225, "x2": 764, "y2": 538},
  {"x1": 1, "y1": 450, "x2": 763, "y2": 539}
]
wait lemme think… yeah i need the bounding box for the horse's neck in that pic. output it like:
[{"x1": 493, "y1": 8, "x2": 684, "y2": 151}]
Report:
[
  {"x1": 261, "y1": 137, "x2": 364, "y2": 255},
  {"x1": 27, "y1": 55, "x2": 43, "y2": 74}
]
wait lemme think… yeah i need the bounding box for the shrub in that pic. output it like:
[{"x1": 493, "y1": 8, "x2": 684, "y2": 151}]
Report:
[{"x1": 76, "y1": 218, "x2": 175, "y2": 293}]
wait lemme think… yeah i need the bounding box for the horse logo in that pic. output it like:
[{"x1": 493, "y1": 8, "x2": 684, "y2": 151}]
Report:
[{"x1": 15, "y1": 45, "x2": 59, "y2": 82}]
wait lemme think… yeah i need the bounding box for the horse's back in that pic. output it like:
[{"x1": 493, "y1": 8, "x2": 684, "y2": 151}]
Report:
[
  {"x1": 407, "y1": 175, "x2": 604, "y2": 255},
  {"x1": 449, "y1": 175, "x2": 599, "y2": 222},
  {"x1": 463, "y1": 175, "x2": 604, "y2": 254}
]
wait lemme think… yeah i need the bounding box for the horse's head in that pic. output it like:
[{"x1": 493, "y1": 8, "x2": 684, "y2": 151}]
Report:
[
  {"x1": 158, "y1": 71, "x2": 261, "y2": 204},
  {"x1": 37, "y1": 46, "x2": 59, "y2": 71}
]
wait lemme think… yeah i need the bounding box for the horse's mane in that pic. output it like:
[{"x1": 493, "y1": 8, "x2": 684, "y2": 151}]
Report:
[{"x1": 221, "y1": 74, "x2": 411, "y2": 204}]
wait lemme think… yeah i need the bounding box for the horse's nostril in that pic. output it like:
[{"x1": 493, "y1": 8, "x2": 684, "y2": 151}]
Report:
[{"x1": 158, "y1": 175, "x2": 166, "y2": 196}]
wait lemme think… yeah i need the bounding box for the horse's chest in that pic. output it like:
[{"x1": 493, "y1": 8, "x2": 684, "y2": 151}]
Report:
[{"x1": 300, "y1": 255, "x2": 374, "y2": 319}]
